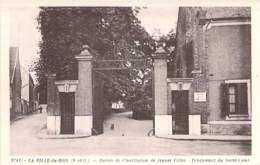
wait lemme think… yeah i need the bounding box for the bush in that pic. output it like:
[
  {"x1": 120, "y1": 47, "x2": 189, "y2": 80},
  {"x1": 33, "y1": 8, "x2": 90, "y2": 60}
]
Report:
[{"x1": 132, "y1": 109, "x2": 152, "y2": 120}]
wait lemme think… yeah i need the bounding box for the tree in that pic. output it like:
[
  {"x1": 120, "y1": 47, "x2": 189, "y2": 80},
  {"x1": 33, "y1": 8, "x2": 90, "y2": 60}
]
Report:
[{"x1": 34, "y1": 7, "x2": 155, "y2": 112}]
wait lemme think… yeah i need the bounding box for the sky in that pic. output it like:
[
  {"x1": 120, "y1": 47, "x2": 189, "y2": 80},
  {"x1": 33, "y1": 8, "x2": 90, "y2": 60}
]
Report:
[
  {"x1": 9, "y1": 6, "x2": 179, "y2": 81},
  {"x1": 9, "y1": 7, "x2": 41, "y2": 72},
  {"x1": 138, "y1": 7, "x2": 178, "y2": 36}
]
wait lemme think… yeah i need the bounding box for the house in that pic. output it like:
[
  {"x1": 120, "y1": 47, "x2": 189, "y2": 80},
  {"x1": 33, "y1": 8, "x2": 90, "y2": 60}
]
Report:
[
  {"x1": 21, "y1": 66, "x2": 36, "y2": 114},
  {"x1": 111, "y1": 101, "x2": 125, "y2": 110},
  {"x1": 10, "y1": 47, "x2": 38, "y2": 121},
  {"x1": 10, "y1": 47, "x2": 22, "y2": 121},
  {"x1": 168, "y1": 7, "x2": 251, "y2": 135}
]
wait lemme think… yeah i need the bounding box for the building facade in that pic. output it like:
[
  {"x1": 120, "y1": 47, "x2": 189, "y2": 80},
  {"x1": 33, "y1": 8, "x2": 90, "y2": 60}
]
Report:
[
  {"x1": 10, "y1": 47, "x2": 38, "y2": 121},
  {"x1": 21, "y1": 66, "x2": 36, "y2": 114},
  {"x1": 169, "y1": 7, "x2": 251, "y2": 135},
  {"x1": 10, "y1": 47, "x2": 22, "y2": 121}
]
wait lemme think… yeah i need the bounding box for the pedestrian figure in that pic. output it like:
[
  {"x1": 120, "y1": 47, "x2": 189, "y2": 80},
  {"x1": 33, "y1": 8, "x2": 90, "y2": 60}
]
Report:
[{"x1": 110, "y1": 123, "x2": 114, "y2": 130}]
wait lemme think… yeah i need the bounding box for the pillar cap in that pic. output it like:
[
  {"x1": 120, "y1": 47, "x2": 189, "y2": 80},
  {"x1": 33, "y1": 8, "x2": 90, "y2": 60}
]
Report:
[
  {"x1": 75, "y1": 45, "x2": 93, "y2": 61},
  {"x1": 45, "y1": 73, "x2": 56, "y2": 78},
  {"x1": 152, "y1": 46, "x2": 170, "y2": 59}
]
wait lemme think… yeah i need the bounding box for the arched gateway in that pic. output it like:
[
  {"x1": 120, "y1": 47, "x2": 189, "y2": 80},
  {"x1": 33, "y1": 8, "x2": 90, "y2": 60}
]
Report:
[{"x1": 46, "y1": 45, "x2": 171, "y2": 136}]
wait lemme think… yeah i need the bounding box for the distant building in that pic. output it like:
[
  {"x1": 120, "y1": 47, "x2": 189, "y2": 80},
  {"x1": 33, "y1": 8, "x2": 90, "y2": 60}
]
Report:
[
  {"x1": 111, "y1": 101, "x2": 124, "y2": 110},
  {"x1": 10, "y1": 47, "x2": 22, "y2": 121},
  {"x1": 10, "y1": 47, "x2": 38, "y2": 121},
  {"x1": 169, "y1": 7, "x2": 251, "y2": 135},
  {"x1": 21, "y1": 66, "x2": 36, "y2": 114}
]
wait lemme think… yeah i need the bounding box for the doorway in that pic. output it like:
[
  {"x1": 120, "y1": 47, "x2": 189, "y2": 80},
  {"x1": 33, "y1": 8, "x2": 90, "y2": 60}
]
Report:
[
  {"x1": 172, "y1": 90, "x2": 189, "y2": 134},
  {"x1": 60, "y1": 92, "x2": 75, "y2": 134}
]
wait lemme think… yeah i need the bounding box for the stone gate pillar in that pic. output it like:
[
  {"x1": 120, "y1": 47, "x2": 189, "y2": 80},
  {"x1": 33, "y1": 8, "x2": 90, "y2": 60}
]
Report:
[
  {"x1": 153, "y1": 47, "x2": 172, "y2": 136},
  {"x1": 46, "y1": 73, "x2": 60, "y2": 134},
  {"x1": 75, "y1": 45, "x2": 93, "y2": 135}
]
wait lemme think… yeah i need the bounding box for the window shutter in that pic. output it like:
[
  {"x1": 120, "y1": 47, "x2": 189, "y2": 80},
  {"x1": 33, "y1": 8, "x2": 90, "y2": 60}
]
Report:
[
  {"x1": 237, "y1": 83, "x2": 248, "y2": 115},
  {"x1": 220, "y1": 83, "x2": 228, "y2": 118}
]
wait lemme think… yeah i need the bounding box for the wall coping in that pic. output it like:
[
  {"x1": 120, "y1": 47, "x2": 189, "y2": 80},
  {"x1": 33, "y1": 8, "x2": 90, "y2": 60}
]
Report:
[
  {"x1": 75, "y1": 54, "x2": 93, "y2": 61},
  {"x1": 75, "y1": 45, "x2": 96, "y2": 61},
  {"x1": 152, "y1": 46, "x2": 170, "y2": 59}
]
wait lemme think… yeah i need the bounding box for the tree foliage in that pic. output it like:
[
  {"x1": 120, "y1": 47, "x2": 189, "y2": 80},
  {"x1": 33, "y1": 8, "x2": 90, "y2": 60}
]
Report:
[
  {"x1": 158, "y1": 29, "x2": 176, "y2": 78},
  {"x1": 34, "y1": 7, "x2": 156, "y2": 111}
]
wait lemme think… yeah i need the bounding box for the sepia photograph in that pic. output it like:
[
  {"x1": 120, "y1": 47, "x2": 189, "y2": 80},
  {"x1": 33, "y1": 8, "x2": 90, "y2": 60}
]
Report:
[{"x1": 5, "y1": 4, "x2": 253, "y2": 159}]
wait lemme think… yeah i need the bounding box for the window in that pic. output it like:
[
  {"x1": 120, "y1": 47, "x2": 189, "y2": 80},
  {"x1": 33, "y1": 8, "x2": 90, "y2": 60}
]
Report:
[
  {"x1": 227, "y1": 83, "x2": 248, "y2": 115},
  {"x1": 221, "y1": 80, "x2": 251, "y2": 119}
]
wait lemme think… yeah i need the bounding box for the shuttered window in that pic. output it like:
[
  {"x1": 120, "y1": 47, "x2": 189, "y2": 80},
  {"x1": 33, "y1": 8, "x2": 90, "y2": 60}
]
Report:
[{"x1": 224, "y1": 83, "x2": 248, "y2": 115}]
